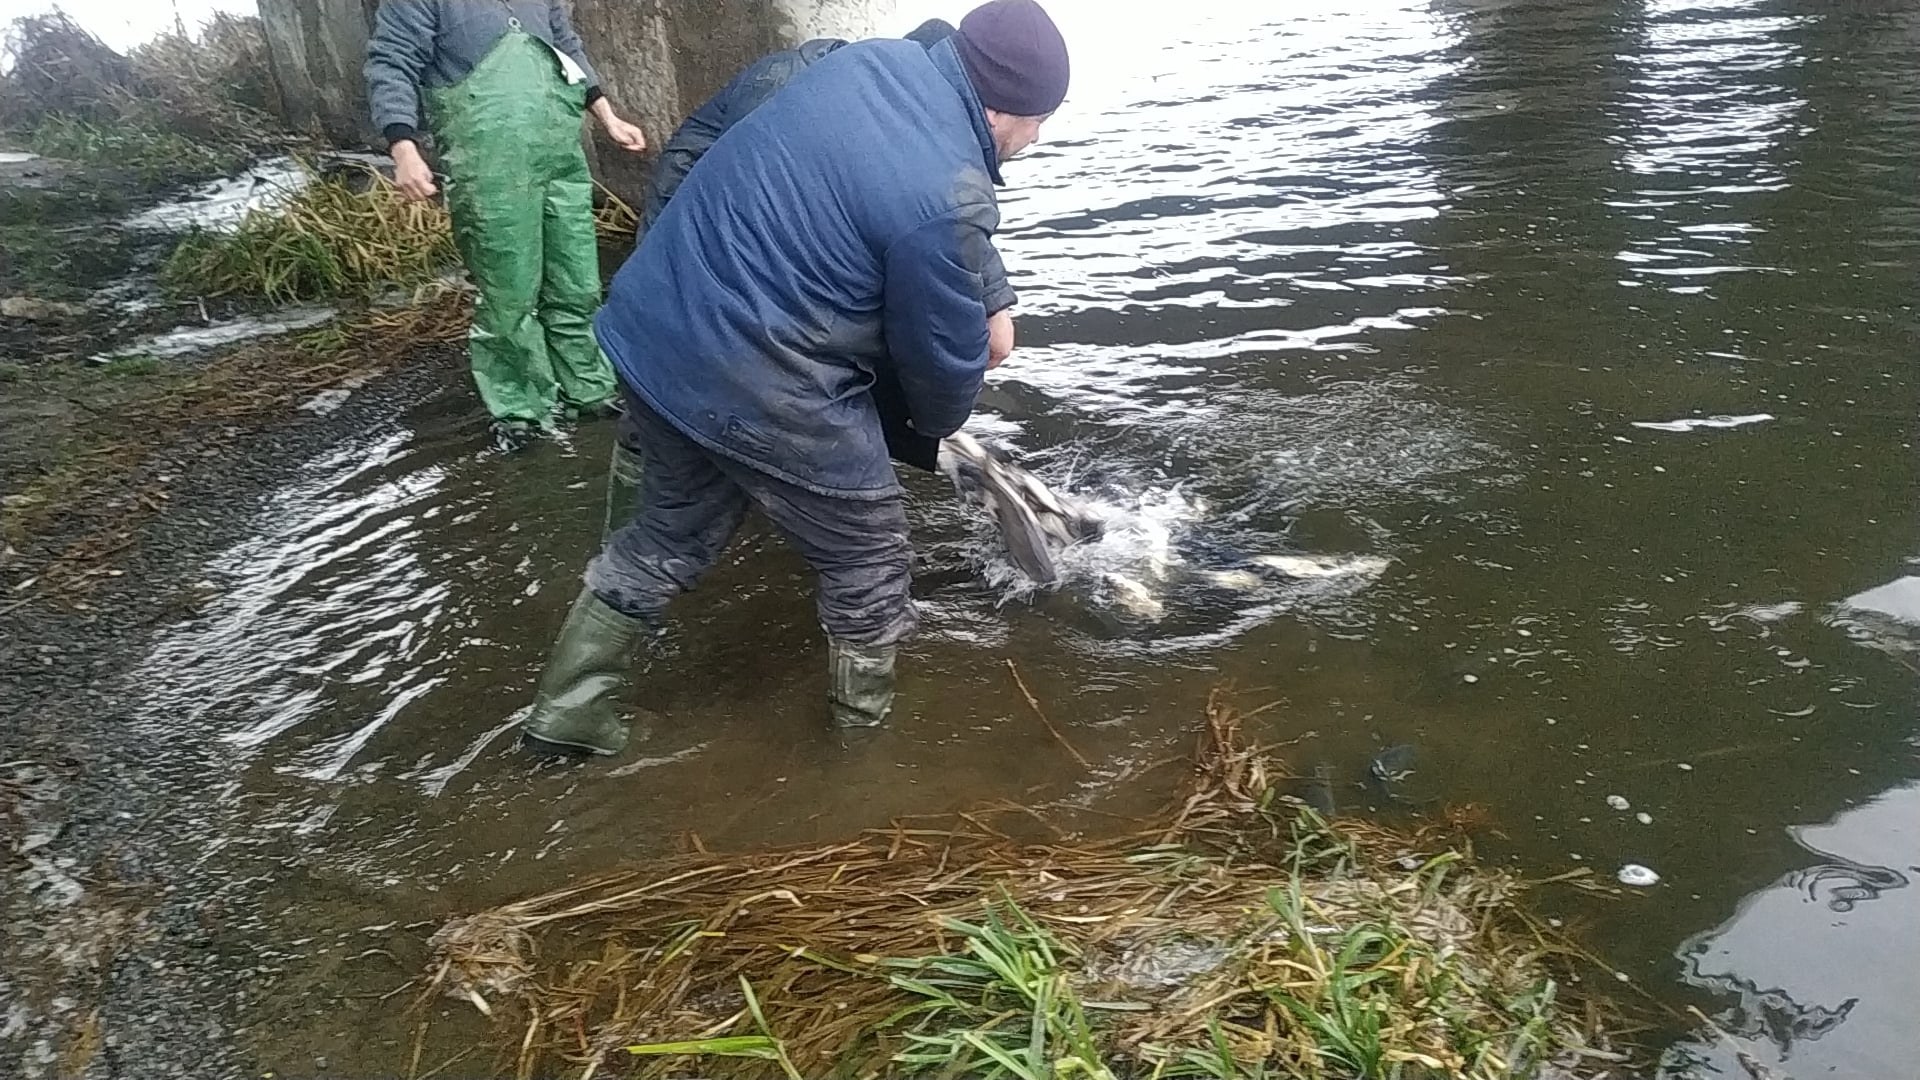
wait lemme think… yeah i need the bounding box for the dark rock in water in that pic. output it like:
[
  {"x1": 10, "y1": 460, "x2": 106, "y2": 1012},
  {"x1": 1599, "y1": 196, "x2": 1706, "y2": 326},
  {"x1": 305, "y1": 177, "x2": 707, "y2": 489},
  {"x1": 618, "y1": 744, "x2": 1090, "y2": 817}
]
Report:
[
  {"x1": 1369, "y1": 743, "x2": 1417, "y2": 782},
  {"x1": 316, "y1": 152, "x2": 396, "y2": 194},
  {"x1": 1300, "y1": 762, "x2": 1338, "y2": 816},
  {"x1": 2, "y1": 296, "x2": 88, "y2": 322}
]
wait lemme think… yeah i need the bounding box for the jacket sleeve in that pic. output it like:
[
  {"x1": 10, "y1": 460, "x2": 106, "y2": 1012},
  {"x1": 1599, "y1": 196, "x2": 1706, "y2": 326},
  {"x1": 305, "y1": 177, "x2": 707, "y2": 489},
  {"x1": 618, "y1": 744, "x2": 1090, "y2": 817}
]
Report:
[
  {"x1": 643, "y1": 109, "x2": 723, "y2": 225},
  {"x1": 980, "y1": 242, "x2": 1016, "y2": 314},
  {"x1": 642, "y1": 54, "x2": 768, "y2": 225},
  {"x1": 547, "y1": 0, "x2": 603, "y2": 88},
  {"x1": 881, "y1": 206, "x2": 994, "y2": 440},
  {"x1": 642, "y1": 48, "x2": 812, "y2": 226},
  {"x1": 364, "y1": 0, "x2": 436, "y2": 139}
]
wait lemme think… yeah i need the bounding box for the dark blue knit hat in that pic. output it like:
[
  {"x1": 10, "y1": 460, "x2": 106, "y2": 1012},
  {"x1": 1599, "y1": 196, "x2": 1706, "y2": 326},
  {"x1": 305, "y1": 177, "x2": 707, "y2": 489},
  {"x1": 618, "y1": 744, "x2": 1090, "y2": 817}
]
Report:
[{"x1": 953, "y1": 0, "x2": 1070, "y2": 117}]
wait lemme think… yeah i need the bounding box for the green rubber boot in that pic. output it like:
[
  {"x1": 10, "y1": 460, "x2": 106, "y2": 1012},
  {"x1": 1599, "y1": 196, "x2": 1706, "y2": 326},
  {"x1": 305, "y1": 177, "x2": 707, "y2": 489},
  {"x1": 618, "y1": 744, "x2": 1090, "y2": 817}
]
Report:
[
  {"x1": 520, "y1": 588, "x2": 651, "y2": 756},
  {"x1": 827, "y1": 638, "x2": 897, "y2": 728}
]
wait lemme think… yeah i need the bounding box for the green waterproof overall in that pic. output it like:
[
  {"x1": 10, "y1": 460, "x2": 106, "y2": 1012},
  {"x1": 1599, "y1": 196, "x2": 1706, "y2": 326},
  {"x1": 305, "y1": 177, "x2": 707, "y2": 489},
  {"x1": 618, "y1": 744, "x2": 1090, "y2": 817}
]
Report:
[{"x1": 427, "y1": 30, "x2": 616, "y2": 425}]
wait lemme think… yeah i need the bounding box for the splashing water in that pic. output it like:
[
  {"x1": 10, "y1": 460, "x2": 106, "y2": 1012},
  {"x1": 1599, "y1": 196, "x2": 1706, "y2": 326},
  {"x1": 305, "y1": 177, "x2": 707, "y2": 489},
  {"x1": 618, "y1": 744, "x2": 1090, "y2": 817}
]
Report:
[{"x1": 945, "y1": 443, "x2": 1392, "y2": 639}]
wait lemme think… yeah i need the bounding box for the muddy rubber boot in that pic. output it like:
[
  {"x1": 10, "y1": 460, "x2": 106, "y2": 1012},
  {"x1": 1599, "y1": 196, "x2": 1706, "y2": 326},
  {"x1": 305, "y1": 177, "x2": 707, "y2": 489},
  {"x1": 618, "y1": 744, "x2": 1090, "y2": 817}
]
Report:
[
  {"x1": 489, "y1": 418, "x2": 540, "y2": 454},
  {"x1": 600, "y1": 441, "x2": 644, "y2": 545},
  {"x1": 520, "y1": 588, "x2": 651, "y2": 756},
  {"x1": 827, "y1": 638, "x2": 897, "y2": 728},
  {"x1": 555, "y1": 396, "x2": 625, "y2": 425}
]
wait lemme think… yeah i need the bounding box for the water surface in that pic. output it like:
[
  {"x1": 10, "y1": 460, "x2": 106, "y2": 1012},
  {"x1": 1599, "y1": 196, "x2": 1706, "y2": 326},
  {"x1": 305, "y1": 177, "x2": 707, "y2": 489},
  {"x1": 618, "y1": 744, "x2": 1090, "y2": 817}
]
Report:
[{"x1": 122, "y1": 0, "x2": 1918, "y2": 1074}]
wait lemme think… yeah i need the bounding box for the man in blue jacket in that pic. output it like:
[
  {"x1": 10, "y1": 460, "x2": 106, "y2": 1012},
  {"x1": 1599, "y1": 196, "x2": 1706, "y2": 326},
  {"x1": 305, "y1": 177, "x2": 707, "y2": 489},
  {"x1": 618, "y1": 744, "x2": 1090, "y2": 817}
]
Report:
[
  {"x1": 521, "y1": 0, "x2": 1070, "y2": 755},
  {"x1": 641, "y1": 20, "x2": 959, "y2": 230},
  {"x1": 594, "y1": 16, "x2": 1014, "y2": 538}
]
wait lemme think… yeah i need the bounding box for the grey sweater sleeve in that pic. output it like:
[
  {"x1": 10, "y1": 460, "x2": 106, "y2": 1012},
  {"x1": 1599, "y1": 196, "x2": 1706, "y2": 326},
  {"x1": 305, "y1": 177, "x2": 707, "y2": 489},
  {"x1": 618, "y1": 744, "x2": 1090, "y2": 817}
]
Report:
[
  {"x1": 364, "y1": 0, "x2": 436, "y2": 138},
  {"x1": 548, "y1": 0, "x2": 602, "y2": 88}
]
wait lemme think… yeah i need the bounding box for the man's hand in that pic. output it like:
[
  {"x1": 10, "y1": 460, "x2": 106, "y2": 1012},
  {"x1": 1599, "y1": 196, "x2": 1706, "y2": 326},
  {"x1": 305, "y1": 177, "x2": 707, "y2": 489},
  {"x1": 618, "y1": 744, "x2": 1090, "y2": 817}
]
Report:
[
  {"x1": 390, "y1": 140, "x2": 438, "y2": 202},
  {"x1": 988, "y1": 308, "x2": 1015, "y2": 369},
  {"x1": 591, "y1": 97, "x2": 648, "y2": 153}
]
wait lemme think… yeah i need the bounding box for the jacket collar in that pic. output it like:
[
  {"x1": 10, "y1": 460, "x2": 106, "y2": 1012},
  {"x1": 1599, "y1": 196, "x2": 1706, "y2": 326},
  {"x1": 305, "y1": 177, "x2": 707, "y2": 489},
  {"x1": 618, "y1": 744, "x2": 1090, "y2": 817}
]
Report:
[{"x1": 928, "y1": 37, "x2": 1003, "y2": 186}]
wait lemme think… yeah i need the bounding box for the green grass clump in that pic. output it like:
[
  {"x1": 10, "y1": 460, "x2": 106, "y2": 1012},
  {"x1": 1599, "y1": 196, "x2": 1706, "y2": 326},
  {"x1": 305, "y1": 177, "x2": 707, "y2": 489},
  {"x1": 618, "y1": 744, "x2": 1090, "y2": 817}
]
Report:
[
  {"x1": 878, "y1": 898, "x2": 1110, "y2": 1080},
  {"x1": 26, "y1": 113, "x2": 246, "y2": 185},
  {"x1": 160, "y1": 164, "x2": 459, "y2": 304},
  {"x1": 96, "y1": 355, "x2": 164, "y2": 378},
  {"x1": 0, "y1": 218, "x2": 152, "y2": 301},
  {"x1": 1, "y1": 11, "x2": 275, "y2": 186}
]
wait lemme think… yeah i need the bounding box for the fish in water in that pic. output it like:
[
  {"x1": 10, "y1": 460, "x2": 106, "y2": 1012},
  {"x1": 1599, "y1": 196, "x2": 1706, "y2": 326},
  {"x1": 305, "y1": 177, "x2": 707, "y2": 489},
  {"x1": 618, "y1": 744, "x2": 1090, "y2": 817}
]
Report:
[
  {"x1": 936, "y1": 431, "x2": 1391, "y2": 615},
  {"x1": 937, "y1": 431, "x2": 1105, "y2": 584}
]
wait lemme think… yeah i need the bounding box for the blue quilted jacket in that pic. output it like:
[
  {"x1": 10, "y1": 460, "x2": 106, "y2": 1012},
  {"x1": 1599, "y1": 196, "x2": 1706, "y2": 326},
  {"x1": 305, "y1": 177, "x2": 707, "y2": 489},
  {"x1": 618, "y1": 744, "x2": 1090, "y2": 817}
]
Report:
[{"x1": 595, "y1": 38, "x2": 1008, "y2": 498}]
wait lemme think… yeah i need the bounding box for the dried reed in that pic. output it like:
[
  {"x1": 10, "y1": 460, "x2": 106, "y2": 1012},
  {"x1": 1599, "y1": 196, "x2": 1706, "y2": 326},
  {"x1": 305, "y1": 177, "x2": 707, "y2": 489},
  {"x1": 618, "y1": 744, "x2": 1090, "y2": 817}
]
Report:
[{"x1": 419, "y1": 693, "x2": 1641, "y2": 1079}]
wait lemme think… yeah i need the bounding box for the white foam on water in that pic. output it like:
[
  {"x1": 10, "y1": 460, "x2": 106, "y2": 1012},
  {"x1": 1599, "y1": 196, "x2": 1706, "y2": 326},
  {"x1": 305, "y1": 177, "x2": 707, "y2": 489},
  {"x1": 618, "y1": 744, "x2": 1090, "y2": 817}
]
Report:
[
  {"x1": 121, "y1": 156, "x2": 308, "y2": 233},
  {"x1": 120, "y1": 152, "x2": 390, "y2": 234},
  {"x1": 1630, "y1": 413, "x2": 1775, "y2": 432},
  {"x1": 94, "y1": 306, "x2": 336, "y2": 361},
  {"x1": 973, "y1": 482, "x2": 1196, "y2": 611},
  {"x1": 298, "y1": 388, "x2": 353, "y2": 416}
]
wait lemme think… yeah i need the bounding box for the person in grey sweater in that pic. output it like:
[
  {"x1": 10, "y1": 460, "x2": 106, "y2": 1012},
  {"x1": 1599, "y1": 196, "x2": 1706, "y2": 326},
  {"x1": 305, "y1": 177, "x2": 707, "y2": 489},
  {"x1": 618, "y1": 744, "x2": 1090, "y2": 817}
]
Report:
[{"x1": 365, "y1": 0, "x2": 647, "y2": 451}]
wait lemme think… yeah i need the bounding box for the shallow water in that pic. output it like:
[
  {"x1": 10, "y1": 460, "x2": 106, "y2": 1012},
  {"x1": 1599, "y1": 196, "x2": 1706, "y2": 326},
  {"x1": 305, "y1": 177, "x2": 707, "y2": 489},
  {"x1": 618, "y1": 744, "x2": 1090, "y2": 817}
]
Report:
[{"x1": 118, "y1": 0, "x2": 1915, "y2": 1074}]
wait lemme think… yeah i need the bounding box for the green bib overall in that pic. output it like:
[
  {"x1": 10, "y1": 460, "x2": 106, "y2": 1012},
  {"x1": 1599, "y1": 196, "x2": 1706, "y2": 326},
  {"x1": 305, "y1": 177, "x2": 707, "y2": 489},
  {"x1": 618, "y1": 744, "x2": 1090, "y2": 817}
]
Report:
[{"x1": 427, "y1": 30, "x2": 616, "y2": 426}]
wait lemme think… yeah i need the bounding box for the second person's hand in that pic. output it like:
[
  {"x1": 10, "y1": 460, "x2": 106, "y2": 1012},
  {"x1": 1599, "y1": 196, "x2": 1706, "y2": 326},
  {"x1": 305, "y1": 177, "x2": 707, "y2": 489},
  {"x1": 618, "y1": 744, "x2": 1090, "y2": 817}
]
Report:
[
  {"x1": 988, "y1": 308, "x2": 1015, "y2": 369},
  {"x1": 591, "y1": 98, "x2": 648, "y2": 153},
  {"x1": 389, "y1": 140, "x2": 438, "y2": 201}
]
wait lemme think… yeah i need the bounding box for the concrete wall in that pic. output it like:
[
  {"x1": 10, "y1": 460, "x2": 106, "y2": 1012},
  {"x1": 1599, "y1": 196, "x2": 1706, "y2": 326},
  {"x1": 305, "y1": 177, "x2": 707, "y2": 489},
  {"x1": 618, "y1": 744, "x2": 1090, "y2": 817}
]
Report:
[
  {"x1": 256, "y1": 0, "x2": 895, "y2": 203},
  {"x1": 258, "y1": 0, "x2": 381, "y2": 147}
]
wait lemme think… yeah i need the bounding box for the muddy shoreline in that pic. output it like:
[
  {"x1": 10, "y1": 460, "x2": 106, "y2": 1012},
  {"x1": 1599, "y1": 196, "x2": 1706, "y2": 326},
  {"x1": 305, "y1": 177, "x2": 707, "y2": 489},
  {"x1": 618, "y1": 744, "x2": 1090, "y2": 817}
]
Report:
[{"x1": 2, "y1": 347, "x2": 468, "y2": 1079}]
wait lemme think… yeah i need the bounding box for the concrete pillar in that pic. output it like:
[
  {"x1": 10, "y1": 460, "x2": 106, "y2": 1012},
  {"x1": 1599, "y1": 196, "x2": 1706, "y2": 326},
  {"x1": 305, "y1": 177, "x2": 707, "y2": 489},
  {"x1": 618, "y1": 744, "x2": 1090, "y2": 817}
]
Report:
[
  {"x1": 572, "y1": 0, "x2": 895, "y2": 203},
  {"x1": 258, "y1": 0, "x2": 381, "y2": 147},
  {"x1": 255, "y1": 0, "x2": 896, "y2": 204},
  {"x1": 775, "y1": 0, "x2": 900, "y2": 40}
]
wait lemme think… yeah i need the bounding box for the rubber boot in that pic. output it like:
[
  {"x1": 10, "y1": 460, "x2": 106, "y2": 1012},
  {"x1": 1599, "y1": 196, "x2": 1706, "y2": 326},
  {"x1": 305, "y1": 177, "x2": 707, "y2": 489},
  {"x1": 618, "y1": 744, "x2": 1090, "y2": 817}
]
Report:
[
  {"x1": 600, "y1": 440, "x2": 644, "y2": 545},
  {"x1": 827, "y1": 638, "x2": 897, "y2": 728},
  {"x1": 520, "y1": 588, "x2": 651, "y2": 756},
  {"x1": 489, "y1": 418, "x2": 540, "y2": 454}
]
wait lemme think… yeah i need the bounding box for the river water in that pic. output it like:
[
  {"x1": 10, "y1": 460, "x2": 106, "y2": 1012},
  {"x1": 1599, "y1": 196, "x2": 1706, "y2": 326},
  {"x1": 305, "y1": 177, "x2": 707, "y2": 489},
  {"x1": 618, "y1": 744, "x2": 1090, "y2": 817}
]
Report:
[{"x1": 113, "y1": 0, "x2": 1916, "y2": 1075}]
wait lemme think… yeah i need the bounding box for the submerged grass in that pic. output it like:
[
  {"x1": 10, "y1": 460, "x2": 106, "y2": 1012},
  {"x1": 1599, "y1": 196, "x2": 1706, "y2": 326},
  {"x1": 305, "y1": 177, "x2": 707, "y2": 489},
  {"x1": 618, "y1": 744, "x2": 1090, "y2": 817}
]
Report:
[
  {"x1": 0, "y1": 216, "x2": 152, "y2": 300},
  {"x1": 419, "y1": 696, "x2": 1644, "y2": 1079}
]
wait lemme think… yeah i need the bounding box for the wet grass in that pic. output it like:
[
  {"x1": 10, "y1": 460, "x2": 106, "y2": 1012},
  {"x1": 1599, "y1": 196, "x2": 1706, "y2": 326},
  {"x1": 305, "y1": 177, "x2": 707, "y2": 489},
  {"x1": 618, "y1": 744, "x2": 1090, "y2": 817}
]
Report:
[
  {"x1": 1, "y1": 11, "x2": 276, "y2": 184},
  {"x1": 0, "y1": 167, "x2": 156, "y2": 301},
  {"x1": 95, "y1": 355, "x2": 163, "y2": 378},
  {"x1": 0, "y1": 218, "x2": 156, "y2": 301},
  {"x1": 418, "y1": 697, "x2": 1645, "y2": 1080},
  {"x1": 0, "y1": 290, "x2": 470, "y2": 570},
  {"x1": 159, "y1": 165, "x2": 643, "y2": 304},
  {"x1": 1, "y1": 13, "x2": 276, "y2": 298},
  {"x1": 24, "y1": 113, "x2": 248, "y2": 185},
  {"x1": 159, "y1": 163, "x2": 461, "y2": 304},
  {"x1": 0, "y1": 167, "x2": 133, "y2": 223}
]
